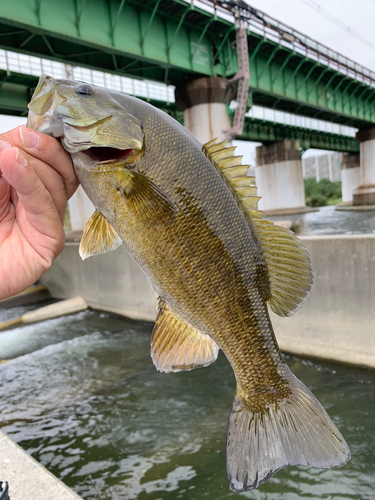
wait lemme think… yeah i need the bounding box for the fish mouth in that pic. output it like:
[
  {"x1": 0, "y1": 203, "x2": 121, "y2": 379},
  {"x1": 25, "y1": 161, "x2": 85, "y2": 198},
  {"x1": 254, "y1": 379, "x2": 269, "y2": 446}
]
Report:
[
  {"x1": 81, "y1": 147, "x2": 141, "y2": 169},
  {"x1": 82, "y1": 147, "x2": 133, "y2": 162}
]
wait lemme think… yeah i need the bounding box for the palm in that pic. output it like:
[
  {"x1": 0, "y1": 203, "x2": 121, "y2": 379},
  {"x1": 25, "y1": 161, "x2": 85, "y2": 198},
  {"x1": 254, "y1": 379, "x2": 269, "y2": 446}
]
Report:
[
  {"x1": 0, "y1": 127, "x2": 78, "y2": 301},
  {"x1": 0, "y1": 177, "x2": 64, "y2": 299}
]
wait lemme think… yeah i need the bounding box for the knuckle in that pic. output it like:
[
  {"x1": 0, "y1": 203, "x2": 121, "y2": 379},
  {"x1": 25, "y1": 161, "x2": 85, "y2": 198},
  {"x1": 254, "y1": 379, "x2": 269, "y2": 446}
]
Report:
[{"x1": 39, "y1": 132, "x2": 63, "y2": 153}]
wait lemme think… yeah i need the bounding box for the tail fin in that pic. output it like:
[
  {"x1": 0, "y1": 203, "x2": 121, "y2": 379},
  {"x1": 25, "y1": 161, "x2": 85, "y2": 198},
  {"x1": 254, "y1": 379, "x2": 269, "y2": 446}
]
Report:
[{"x1": 226, "y1": 372, "x2": 350, "y2": 492}]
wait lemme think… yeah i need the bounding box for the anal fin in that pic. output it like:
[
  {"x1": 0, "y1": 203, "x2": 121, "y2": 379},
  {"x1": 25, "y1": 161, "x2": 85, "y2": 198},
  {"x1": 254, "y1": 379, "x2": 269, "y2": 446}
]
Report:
[{"x1": 151, "y1": 299, "x2": 219, "y2": 373}]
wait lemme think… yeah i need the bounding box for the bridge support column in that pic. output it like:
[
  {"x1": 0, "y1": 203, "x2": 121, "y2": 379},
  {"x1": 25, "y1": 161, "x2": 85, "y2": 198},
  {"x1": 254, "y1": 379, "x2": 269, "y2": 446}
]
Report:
[
  {"x1": 175, "y1": 77, "x2": 235, "y2": 143},
  {"x1": 67, "y1": 185, "x2": 95, "y2": 231},
  {"x1": 255, "y1": 140, "x2": 306, "y2": 213},
  {"x1": 341, "y1": 153, "x2": 360, "y2": 204},
  {"x1": 353, "y1": 128, "x2": 375, "y2": 205}
]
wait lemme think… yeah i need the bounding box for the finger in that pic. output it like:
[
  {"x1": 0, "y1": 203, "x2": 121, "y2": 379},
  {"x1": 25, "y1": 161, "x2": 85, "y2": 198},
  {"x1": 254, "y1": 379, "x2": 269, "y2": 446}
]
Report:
[
  {"x1": 0, "y1": 147, "x2": 65, "y2": 256},
  {"x1": 16, "y1": 150, "x2": 67, "y2": 222},
  {"x1": 1, "y1": 126, "x2": 78, "y2": 199},
  {"x1": 0, "y1": 140, "x2": 11, "y2": 222},
  {"x1": 0, "y1": 175, "x2": 11, "y2": 222}
]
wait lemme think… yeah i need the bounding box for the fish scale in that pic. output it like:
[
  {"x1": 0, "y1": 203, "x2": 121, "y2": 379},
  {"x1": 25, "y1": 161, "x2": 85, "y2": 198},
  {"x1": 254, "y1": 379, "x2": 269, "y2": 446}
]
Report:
[{"x1": 27, "y1": 75, "x2": 350, "y2": 493}]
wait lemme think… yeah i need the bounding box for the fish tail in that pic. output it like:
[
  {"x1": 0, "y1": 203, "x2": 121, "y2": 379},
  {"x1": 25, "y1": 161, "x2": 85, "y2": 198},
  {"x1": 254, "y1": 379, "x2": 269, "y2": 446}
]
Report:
[{"x1": 226, "y1": 370, "x2": 350, "y2": 492}]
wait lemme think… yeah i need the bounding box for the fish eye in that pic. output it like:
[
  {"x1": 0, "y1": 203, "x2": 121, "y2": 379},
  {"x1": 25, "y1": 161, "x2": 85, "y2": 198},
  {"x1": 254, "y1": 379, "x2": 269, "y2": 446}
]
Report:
[{"x1": 75, "y1": 84, "x2": 94, "y2": 96}]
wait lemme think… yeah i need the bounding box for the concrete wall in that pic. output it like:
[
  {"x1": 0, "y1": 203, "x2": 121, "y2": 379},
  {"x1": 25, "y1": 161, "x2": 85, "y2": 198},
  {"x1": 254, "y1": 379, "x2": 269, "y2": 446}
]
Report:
[
  {"x1": 359, "y1": 137, "x2": 375, "y2": 186},
  {"x1": 41, "y1": 234, "x2": 375, "y2": 369},
  {"x1": 256, "y1": 159, "x2": 305, "y2": 212},
  {"x1": 353, "y1": 136, "x2": 375, "y2": 205},
  {"x1": 183, "y1": 102, "x2": 231, "y2": 144},
  {"x1": 272, "y1": 234, "x2": 375, "y2": 368},
  {"x1": 255, "y1": 140, "x2": 306, "y2": 212},
  {"x1": 41, "y1": 242, "x2": 157, "y2": 322},
  {"x1": 256, "y1": 139, "x2": 300, "y2": 165},
  {"x1": 341, "y1": 167, "x2": 360, "y2": 203}
]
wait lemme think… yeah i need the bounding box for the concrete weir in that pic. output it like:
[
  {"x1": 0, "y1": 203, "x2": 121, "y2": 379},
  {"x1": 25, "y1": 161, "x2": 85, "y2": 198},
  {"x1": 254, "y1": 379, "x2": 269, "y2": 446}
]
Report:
[
  {"x1": 40, "y1": 233, "x2": 375, "y2": 370},
  {"x1": 0, "y1": 431, "x2": 83, "y2": 500}
]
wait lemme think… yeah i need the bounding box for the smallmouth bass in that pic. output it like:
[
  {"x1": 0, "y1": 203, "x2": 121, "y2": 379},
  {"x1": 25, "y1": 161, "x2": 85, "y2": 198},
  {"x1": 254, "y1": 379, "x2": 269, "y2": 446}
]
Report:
[{"x1": 28, "y1": 75, "x2": 350, "y2": 492}]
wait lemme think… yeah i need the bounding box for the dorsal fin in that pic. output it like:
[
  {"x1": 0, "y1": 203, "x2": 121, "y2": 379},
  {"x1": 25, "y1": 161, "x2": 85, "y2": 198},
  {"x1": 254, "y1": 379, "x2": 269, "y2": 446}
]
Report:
[
  {"x1": 151, "y1": 299, "x2": 219, "y2": 373},
  {"x1": 202, "y1": 139, "x2": 313, "y2": 317}
]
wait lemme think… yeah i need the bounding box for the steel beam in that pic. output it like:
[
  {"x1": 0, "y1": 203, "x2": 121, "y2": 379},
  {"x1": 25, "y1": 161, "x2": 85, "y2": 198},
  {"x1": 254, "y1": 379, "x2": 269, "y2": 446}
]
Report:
[
  {"x1": 0, "y1": 73, "x2": 358, "y2": 153},
  {"x1": 238, "y1": 117, "x2": 359, "y2": 153},
  {"x1": 0, "y1": 0, "x2": 373, "y2": 127}
]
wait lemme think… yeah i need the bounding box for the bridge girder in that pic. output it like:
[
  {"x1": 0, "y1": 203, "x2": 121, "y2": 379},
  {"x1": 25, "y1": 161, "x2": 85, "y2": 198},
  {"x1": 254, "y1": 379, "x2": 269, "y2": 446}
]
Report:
[
  {"x1": 0, "y1": 72, "x2": 359, "y2": 154},
  {"x1": 0, "y1": 0, "x2": 374, "y2": 129}
]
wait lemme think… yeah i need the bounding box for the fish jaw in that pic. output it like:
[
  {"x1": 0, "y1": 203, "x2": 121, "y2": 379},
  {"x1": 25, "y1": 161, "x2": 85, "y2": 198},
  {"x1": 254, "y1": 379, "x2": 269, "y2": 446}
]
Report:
[
  {"x1": 27, "y1": 74, "x2": 144, "y2": 156},
  {"x1": 27, "y1": 74, "x2": 66, "y2": 136}
]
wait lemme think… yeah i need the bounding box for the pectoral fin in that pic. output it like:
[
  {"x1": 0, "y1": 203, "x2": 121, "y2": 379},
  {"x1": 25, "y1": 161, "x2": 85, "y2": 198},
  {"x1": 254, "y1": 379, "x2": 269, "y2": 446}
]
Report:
[
  {"x1": 117, "y1": 170, "x2": 177, "y2": 226},
  {"x1": 151, "y1": 299, "x2": 219, "y2": 373},
  {"x1": 79, "y1": 209, "x2": 122, "y2": 260}
]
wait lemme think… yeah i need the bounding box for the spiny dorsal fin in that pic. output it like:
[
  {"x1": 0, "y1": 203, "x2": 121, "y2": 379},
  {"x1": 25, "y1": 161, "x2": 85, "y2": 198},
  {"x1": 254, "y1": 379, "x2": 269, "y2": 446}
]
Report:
[
  {"x1": 79, "y1": 209, "x2": 122, "y2": 260},
  {"x1": 202, "y1": 138, "x2": 313, "y2": 317},
  {"x1": 151, "y1": 299, "x2": 219, "y2": 373},
  {"x1": 202, "y1": 138, "x2": 260, "y2": 219}
]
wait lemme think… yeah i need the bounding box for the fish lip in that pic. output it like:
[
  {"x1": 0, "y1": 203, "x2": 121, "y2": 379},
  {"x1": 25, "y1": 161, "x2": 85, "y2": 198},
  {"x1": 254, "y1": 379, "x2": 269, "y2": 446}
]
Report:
[
  {"x1": 63, "y1": 115, "x2": 112, "y2": 130},
  {"x1": 90, "y1": 162, "x2": 127, "y2": 172}
]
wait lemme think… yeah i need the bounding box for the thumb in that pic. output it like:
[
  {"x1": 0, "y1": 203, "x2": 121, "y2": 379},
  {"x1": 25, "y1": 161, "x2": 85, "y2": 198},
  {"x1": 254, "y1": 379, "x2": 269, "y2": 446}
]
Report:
[{"x1": 0, "y1": 147, "x2": 64, "y2": 246}]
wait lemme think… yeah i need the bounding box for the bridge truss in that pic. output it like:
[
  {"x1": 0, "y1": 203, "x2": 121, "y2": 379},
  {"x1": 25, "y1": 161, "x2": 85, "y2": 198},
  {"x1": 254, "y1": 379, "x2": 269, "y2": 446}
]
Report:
[{"x1": 0, "y1": 0, "x2": 373, "y2": 130}]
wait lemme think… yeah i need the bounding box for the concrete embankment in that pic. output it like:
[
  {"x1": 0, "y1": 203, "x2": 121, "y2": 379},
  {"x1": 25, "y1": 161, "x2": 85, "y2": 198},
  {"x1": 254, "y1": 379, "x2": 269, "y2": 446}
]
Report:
[
  {"x1": 272, "y1": 234, "x2": 375, "y2": 369},
  {"x1": 0, "y1": 431, "x2": 83, "y2": 500},
  {"x1": 40, "y1": 234, "x2": 375, "y2": 369}
]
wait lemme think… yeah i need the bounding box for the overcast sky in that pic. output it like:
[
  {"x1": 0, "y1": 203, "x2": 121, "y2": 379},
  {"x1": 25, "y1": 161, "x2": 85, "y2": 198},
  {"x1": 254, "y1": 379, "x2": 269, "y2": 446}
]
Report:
[
  {"x1": 246, "y1": 0, "x2": 375, "y2": 72},
  {"x1": 2, "y1": 0, "x2": 374, "y2": 163},
  {"x1": 236, "y1": 0, "x2": 375, "y2": 161}
]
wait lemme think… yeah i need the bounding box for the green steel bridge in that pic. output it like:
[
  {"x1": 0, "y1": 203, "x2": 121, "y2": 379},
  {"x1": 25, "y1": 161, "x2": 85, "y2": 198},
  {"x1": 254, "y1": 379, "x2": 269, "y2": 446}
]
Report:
[
  {"x1": 0, "y1": 0, "x2": 370, "y2": 152},
  {"x1": 0, "y1": 63, "x2": 359, "y2": 153}
]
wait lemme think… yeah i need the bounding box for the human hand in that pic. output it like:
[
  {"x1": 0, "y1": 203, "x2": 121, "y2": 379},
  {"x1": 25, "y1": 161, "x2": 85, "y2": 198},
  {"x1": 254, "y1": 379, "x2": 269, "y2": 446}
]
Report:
[{"x1": 0, "y1": 126, "x2": 78, "y2": 300}]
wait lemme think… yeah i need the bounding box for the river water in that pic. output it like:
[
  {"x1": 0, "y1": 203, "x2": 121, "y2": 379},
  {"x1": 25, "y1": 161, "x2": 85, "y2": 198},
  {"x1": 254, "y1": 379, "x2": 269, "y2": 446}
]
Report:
[
  {"x1": 268, "y1": 205, "x2": 375, "y2": 235},
  {"x1": 0, "y1": 307, "x2": 374, "y2": 500}
]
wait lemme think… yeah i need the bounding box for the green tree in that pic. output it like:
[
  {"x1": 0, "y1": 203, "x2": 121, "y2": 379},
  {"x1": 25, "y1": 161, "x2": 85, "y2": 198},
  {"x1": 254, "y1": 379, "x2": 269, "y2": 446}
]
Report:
[{"x1": 304, "y1": 178, "x2": 342, "y2": 207}]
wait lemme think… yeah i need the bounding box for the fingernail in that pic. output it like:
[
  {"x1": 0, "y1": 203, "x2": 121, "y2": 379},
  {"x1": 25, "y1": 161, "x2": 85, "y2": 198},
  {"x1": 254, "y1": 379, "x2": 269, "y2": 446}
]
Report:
[
  {"x1": 0, "y1": 140, "x2": 10, "y2": 152},
  {"x1": 20, "y1": 126, "x2": 39, "y2": 149},
  {"x1": 15, "y1": 149, "x2": 27, "y2": 166}
]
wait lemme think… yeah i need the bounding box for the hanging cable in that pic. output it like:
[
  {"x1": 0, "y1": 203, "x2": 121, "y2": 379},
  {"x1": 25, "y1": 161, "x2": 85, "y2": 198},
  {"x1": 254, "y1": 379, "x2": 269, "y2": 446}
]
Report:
[{"x1": 299, "y1": 0, "x2": 375, "y2": 51}]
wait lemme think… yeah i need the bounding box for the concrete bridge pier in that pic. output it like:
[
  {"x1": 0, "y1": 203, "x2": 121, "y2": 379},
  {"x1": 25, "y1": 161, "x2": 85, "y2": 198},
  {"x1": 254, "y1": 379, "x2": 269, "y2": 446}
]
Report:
[
  {"x1": 255, "y1": 140, "x2": 306, "y2": 214},
  {"x1": 341, "y1": 153, "x2": 360, "y2": 204},
  {"x1": 353, "y1": 127, "x2": 375, "y2": 205},
  {"x1": 175, "y1": 77, "x2": 235, "y2": 144}
]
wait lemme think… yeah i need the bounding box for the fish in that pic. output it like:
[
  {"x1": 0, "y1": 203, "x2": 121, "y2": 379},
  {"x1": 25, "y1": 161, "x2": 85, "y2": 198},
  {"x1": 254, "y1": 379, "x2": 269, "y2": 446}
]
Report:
[{"x1": 27, "y1": 75, "x2": 350, "y2": 492}]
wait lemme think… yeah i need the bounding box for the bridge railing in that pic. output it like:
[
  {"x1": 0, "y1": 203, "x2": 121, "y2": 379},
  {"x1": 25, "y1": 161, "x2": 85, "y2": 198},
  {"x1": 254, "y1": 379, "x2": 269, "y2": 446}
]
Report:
[
  {"x1": 246, "y1": 106, "x2": 356, "y2": 137},
  {"x1": 0, "y1": 50, "x2": 175, "y2": 104},
  {"x1": 196, "y1": 0, "x2": 375, "y2": 87}
]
